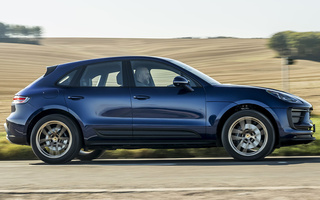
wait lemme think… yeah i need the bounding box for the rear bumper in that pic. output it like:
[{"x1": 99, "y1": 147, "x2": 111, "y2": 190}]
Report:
[{"x1": 4, "y1": 121, "x2": 28, "y2": 145}]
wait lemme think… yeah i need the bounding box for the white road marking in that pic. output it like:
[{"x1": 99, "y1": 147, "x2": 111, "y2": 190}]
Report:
[{"x1": 1, "y1": 186, "x2": 320, "y2": 194}]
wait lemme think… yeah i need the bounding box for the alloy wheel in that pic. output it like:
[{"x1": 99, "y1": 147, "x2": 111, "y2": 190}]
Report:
[
  {"x1": 228, "y1": 116, "x2": 268, "y2": 157},
  {"x1": 35, "y1": 120, "x2": 72, "y2": 158}
]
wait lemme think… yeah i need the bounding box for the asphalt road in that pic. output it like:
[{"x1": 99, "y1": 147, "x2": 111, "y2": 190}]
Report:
[{"x1": 1, "y1": 157, "x2": 320, "y2": 199}]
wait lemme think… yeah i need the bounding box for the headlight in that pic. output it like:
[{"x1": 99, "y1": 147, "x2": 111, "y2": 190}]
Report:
[{"x1": 266, "y1": 89, "x2": 303, "y2": 104}]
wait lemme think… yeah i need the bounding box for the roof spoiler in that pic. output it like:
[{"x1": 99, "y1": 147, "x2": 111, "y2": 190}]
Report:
[{"x1": 44, "y1": 65, "x2": 58, "y2": 77}]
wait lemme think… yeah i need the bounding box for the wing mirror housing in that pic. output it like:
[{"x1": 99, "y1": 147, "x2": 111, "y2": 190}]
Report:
[{"x1": 173, "y1": 76, "x2": 194, "y2": 92}]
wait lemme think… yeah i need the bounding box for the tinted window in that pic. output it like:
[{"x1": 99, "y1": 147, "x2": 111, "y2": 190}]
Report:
[
  {"x1": 150, "y1": 69, "x2": 180, "y2": 87},
  {"x1": 131, "y1": 60, "x2": 198, "y2": 87},
  {"x1": 79, "y1": 61, "x2": 122, "y2": 87},
  {"x1": 57, "y1": 69, "x2": 78, "y2": 86}
]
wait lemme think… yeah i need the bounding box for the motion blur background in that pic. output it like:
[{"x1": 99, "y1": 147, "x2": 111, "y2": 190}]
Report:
[
  {"x1": 1, "y1": 2, "x2": 320, "y2": 200},
  {"x1": 0, "y1": 0, "x2": 319, "y2": 157}
]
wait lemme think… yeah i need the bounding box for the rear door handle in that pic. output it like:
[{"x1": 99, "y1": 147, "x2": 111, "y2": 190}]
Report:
[
  {"x1": 133, "y1": 95, "x2": 150, "y2": 100},
  {"x1": 68, "y1": 96, "x2": 84, "y2": 100}
]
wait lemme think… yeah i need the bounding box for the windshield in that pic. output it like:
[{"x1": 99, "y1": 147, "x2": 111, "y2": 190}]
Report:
[{"x1": 167, "y1": 59, "x2": 220, "y2": 85}]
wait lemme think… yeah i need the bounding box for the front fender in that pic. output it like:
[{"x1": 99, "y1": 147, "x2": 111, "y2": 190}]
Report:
[
  {"x1": 232, "y1": 99, "x2": 282, "y2": 128},
  {"x1": 206, "y1": 100, "x2": 283, "y2": 141}
]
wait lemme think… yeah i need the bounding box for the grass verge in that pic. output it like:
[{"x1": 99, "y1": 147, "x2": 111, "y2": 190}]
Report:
[
  {"x1": 0, "y1": 132, "x2": 36, "y2": 160},
  {"x1": 0, "y1": 116, "x2": 319, "y2": 160}
]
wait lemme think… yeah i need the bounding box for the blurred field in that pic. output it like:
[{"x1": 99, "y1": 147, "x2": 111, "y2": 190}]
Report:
[{"x1": 0, "y1": 38, "x2": 320, "y2": 133}]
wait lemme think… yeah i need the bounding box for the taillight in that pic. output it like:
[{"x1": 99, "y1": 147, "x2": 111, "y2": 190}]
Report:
[{"x1": 13, "y1": 96, "x2": 30, "y2": 104}]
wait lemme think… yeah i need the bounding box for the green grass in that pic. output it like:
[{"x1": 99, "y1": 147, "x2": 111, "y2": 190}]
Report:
[
  {"x1": 100, "y1": 147, "x2": 229, "y2": 159},
  {"x1": 0, "y1": 116, "x2": 319, "y2": 160},
  {"x1": 0, "y1": 132, "x2": 36, "y2": 160}
]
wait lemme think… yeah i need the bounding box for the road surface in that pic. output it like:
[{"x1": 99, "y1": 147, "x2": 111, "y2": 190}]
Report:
[{"x1": 1, "y1": 157, "x2": 320, "y2": 199}]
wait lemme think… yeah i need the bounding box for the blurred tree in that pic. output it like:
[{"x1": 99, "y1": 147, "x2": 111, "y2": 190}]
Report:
[
  {"x1": 269, "y1": 31, "x2": 320, "y2": 60},
  {"x1": 268, "y1": 31, "x2": 293, "y2": 57},
  {"x1": 30, "y1": 26, "x2": 42, "y2": 38},
  {"x1": 7, "y1": 25, "x2": 29, "y2": 37},
  {"x1": 290, "y1": 32, "x2": 320, "y2": 57},
  {"x1": 0, "y1": 22, "x2": 43, "y2": 44},
  {"x1": 0, "y1": 22, "x2": 7, "y2": 38}
]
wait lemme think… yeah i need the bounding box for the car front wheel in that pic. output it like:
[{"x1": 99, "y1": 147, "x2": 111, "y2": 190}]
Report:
[
  {"x1": 30, "y1": 114, "x2": 81, "y2": 164},
  {"x1": 222, "y1": 110, "x2": 275, "y2": 161}
]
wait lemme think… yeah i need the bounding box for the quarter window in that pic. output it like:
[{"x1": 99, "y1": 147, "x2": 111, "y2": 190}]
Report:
[{"x1": 57, "y1": 69, "x2": 78, "y2": 86}]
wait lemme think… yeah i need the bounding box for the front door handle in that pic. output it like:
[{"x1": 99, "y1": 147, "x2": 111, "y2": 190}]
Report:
[
  {"x1": 68, "y1": 96, "x2": 84, "y2": 100},
  {"x1": 133, "y1": 95, "x2": 150, "y2": 100}
]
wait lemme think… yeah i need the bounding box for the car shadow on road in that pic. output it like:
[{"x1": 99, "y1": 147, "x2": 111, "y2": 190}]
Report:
[{"x1": 31, "y1": 156, "x2": 320, "y2": 166}]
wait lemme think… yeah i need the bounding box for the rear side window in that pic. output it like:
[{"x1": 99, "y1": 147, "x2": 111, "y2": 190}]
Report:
[
  {"x1": 79, "y1": 61, "x2": 122, "y2": 87},
  {"x1": 57, "y1": 70, "x2": 78, "y2": 86}
]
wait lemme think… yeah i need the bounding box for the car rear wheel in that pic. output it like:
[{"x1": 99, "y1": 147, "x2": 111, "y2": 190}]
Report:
[
  {"x1": 77, "y1": 149, "x2": 105, "y2": 161},
  {"x1": 222, "y1": 110, "x2": 275, "y2": 161},
  {"x1": 30, "y1": 114, "x2": 81, "y2": 164}
]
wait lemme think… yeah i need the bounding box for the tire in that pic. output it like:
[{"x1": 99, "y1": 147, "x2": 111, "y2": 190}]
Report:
[
  {"x1": 221, "y1": 110, "x2": 275, "y2": 161},
  {"x1": 30, "y1": 114, "x2": 82, "y2": 164},
  {"x1": 77, "y1": 149, "x2": 105, "y2": 161}
]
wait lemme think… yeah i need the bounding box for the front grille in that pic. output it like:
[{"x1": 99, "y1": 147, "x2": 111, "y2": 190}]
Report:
[{"x1": 288, "y1": 108, "x2": 312, "y2": 130}]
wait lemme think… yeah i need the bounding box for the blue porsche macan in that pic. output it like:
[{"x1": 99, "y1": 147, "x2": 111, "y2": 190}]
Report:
[{"x1": 4, "y1": 56, "x2": 316, "y2": 164}]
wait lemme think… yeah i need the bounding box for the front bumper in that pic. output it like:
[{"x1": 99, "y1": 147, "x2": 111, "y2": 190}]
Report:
[
  {"x1": 280, "y1": 133, "x2": 316, "y2": 146},
  {"x1": 271, "y1": 106, "x2": 316, "y2": 147},
  {"x1": 279, "y1": 121, "x2": 316, "y2": 146},
  {"x1": 4, "y1": 121, "x2": 28, "y2": 145}
]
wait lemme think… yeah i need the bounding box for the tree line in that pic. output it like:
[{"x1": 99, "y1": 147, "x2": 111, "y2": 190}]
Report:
[
  {"x1": 0, "y1": 22, "x2": 42, "y2": 44},
  {"x1": 268, "y1": 31, "x2": 320, "y2": 61}
]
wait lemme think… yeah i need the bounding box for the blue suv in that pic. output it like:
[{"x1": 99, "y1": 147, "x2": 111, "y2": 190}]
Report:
[{"x1": 4, "y1": 56, "x2": 315, "y2": 164}]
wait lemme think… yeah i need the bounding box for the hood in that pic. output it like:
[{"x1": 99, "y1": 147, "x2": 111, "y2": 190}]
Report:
[{"x1": 206, "y1": 84, "x2": 311, "y2": 108}]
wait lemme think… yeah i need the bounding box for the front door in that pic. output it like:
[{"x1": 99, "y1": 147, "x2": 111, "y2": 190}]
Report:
[{"x1": 129, "y1": 59, "x2": 206, "y2": 142}]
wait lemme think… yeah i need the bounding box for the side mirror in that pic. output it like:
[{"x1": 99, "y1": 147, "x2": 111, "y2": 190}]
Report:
[{"x1": 173, "y1": 76, "x2": 194, "y2": 92}]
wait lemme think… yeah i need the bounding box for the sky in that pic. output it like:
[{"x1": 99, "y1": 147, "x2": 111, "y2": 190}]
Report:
[{"x1": 1, "y1": 0, "x2": 320, "y2": 38}]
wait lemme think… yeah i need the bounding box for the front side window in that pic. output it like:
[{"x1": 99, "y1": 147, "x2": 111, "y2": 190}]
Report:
[
  {"x1": 131, "y1": 60, "x2": 198, "y2": 87},
  {"x1": 79, "y1": 61, "x2": 122, "y2": 87}
]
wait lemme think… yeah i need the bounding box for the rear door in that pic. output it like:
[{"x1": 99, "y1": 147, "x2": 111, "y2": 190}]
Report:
[{"x1": 59, "y1": 60, "x2": 132, "y2": 144}]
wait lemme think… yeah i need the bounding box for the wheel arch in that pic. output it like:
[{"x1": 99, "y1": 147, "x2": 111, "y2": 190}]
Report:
[
  {"x1": 215, "y1": 103, "x2": 280, "y2": 148},
  {"x1": 26, "y1": 109, "x2": 84, "y2": 146}
]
